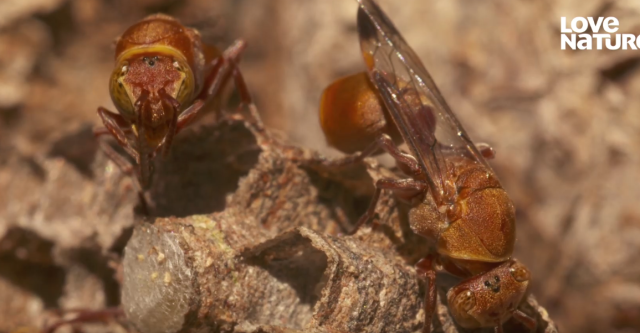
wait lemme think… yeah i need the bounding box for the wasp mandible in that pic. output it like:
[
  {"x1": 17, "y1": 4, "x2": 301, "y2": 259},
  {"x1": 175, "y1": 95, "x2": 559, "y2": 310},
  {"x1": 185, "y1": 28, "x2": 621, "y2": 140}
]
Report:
[{"x1": 319, "y1": 1, "x2": 536, "y2": 332}]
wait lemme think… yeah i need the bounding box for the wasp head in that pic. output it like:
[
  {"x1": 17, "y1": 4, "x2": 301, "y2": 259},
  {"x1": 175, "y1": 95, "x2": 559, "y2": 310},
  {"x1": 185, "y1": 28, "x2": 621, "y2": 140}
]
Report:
[
  {"x1": 446, "y1": 260, "x2": 531, "y2": 329},
  {"x1": 110, "y1": 48, "x2": 195, "y2": 149}
]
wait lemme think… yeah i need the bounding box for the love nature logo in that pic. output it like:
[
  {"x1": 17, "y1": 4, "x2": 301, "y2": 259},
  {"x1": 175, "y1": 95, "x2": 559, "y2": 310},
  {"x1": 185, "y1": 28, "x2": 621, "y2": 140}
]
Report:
[{"x1": 561, "y1": 16, "x2": 640, "y2": 50}]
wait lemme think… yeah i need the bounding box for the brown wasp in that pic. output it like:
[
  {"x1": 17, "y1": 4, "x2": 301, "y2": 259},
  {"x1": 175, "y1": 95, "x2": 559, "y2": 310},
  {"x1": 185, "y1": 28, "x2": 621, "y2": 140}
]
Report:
[
  {"x1": 319, "y1": 1, "x2": 537, "y2": 332},
  {"x1": 41, "y1": 14, "x2": 259, "y2": 333},
  {"x1": 95, "y1": 14, "x2": 255, "y2": 192}
]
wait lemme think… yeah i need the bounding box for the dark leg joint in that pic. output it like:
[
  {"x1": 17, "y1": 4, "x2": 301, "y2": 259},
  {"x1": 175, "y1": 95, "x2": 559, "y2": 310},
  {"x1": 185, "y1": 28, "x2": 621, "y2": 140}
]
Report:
[
  {"x1": 345, "y1": 178, "x2": 427, "y2": 235},
  {"x1": 416, "y1": 255, "x2": 437, "y2": 333},
  {"x1": 512, "y1": 309, "x2": 537, "y2": 332}
]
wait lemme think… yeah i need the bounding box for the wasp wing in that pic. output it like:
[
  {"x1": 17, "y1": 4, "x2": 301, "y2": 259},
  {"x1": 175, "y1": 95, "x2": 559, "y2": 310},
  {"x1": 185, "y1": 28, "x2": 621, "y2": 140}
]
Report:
[{"x1": 356, "y1": 0, "x2": 494, "y2": 203}]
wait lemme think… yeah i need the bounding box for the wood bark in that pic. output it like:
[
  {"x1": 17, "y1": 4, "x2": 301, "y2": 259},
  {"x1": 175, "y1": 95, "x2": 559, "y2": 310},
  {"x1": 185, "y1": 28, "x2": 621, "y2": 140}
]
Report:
[{"x1": 122, "y1": 119, "x2": 558, "y2": 333}]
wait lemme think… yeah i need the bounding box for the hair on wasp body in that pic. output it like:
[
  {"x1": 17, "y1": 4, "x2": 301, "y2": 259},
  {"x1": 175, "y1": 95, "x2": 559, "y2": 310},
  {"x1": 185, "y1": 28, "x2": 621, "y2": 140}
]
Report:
[
  {"x1": 317, "y1": 0, "x2": 537, "y2": 332},
  {"x1": 95, "y1": 14, "x2": 259, "y2": 210}
]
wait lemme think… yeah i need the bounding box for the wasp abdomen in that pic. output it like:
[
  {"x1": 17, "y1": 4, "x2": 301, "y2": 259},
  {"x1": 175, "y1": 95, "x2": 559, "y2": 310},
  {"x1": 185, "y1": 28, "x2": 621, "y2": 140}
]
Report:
[{"x1": 320, "y1": 72, "x2": 401, "y2": 153}]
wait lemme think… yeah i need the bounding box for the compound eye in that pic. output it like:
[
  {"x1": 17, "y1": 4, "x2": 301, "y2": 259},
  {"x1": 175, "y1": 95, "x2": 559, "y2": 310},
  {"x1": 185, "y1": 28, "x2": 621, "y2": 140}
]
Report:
[
  {"x1": 452, "y1": 290, "x2": 476, "y2": 314},
  {"x1": 109, "y1": 61, "x2": 135, "y2": 119},
  {"x1": 510, "y1": 262, "x2": 531, "y2": 283},
  {"x1": 172, "y1": 59, "x2": 194, "y2": 107}
]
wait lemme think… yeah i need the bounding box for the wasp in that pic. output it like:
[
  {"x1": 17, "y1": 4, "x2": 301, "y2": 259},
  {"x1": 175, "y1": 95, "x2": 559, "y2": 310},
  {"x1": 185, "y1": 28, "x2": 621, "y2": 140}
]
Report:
[
  {"x1": 318, "y1": 1, "x2": 536, "y2": 332},
  {"x1": 95, "y1": 14, "x2": 254, "y2": 191}
]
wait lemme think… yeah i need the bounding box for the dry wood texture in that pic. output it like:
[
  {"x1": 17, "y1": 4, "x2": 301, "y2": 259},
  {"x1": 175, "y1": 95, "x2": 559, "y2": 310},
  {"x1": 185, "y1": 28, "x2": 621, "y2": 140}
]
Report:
[
  {"x1": 1, "y1": 114, "x2": 558, "y2": 332},
  {"x1": 119, "y1": 120, "x2": 556, "y2": 333}
]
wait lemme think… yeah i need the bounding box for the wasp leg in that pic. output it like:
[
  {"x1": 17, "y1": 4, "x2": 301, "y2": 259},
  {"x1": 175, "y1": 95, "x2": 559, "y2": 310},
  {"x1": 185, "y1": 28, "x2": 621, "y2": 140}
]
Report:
[
  {"x1": 96, "y1": 107, "x2": 138, "y2": 161},
  {"x1": 200, "y1": 39, "x2": 247, "y2": 101},
  {"x1": 416, "y1": 255, "x2": 437, "y2": 333},
  {"x1": 512, "y1": 309, "x2": 537, "y2": 332},
  {"x1": 346, "y1": 178, "x2": 427, "y2": 235},
  {"x1": 175, "y1": 49, "x2": 259, "y2": 133},
  {"x1": 44, "y1": 308, "x2": 124, "y2": 333},
  {"x1": 174, "y1": 39, "x2": 249, "y2": 134},
  {"x1": 228, "y1": 63, "x2": 264, "y2": 130},
  {"x1": 94, "y1": 126, "x2": 150, "y2": 216},
  {"x1": 94, "y1": 108, "x2": 145, "y2": 196},
  {"x1": 176, "y1": 100, "x2": 205, "y2": 134},
  {"x1": 317, "y1": 133, "x2": 421, "y2": 175},
  {"x1": 94, "y1": 127, "x2": 136, "y2": 177}
]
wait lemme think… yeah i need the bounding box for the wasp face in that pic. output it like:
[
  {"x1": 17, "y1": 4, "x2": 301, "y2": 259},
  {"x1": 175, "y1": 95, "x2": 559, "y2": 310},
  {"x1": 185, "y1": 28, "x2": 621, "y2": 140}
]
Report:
[
  {"x1": 447, "y1": 260, "x2": 531, "y2": 328},
  {"x1": 109, "y1": 51, "x2": 195, "y2": 148}
]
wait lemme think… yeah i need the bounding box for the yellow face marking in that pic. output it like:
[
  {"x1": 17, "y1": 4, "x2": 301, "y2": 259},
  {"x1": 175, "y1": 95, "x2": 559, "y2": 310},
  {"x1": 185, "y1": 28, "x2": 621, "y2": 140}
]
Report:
[
  {"x1": 109, "y1": 62, "x2": 135, "y2": 118},
  {"x1": 171, "y1": 59, "x2": 193, "y2": 110},
  {"x1": 110, "y1": 45, "x2": 196, "y2": 118},
  {"x1": 117, "y1": 67, "x2": 136, "y2": 116}
]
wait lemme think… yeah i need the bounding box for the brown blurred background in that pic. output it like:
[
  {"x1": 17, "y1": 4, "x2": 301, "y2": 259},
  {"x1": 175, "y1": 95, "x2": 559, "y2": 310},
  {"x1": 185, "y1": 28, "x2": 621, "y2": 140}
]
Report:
[{"x1": 1, "y1": 0, "x2": 640, "y2": 332}]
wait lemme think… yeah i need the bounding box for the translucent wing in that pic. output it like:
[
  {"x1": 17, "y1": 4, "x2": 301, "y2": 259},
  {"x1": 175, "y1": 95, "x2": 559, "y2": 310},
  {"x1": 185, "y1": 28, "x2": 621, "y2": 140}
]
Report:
[{"x1": 356, "y1": 0, "x2": 494, "y2": 203}]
